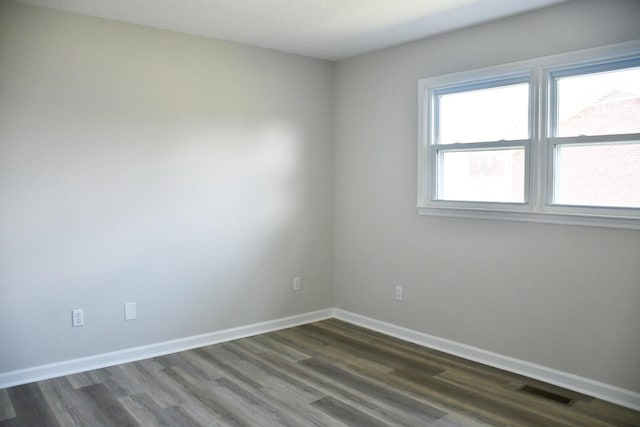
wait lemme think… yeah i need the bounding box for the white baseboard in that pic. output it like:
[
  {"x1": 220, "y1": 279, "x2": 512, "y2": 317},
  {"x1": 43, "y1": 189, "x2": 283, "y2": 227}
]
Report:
[
  {"x1": 334, "y1": 308, "x2": 640, "y2": 412},
  {"x1": 0, "y1": 308, "x2": 334, "y2": 390},
  {"x1": 2, "y1": 307, "x2": 638, "y2": 412}
]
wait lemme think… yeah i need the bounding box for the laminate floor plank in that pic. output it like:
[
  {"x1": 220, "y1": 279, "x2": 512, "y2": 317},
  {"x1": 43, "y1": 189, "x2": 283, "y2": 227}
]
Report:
[
  {"x1": 123, "y1": 362, "x2": 187, "y2": 409},
  {"x1": 233, "y1": 337, "x2": 272, "y2": 355},
  {"x1": 0, "y1": 382, "x2": 61, "y2": 427},
  {"x1": 118, "y1": 393, "x2": 175, "y2": 427},
  {"x1": 305, "y1": 322, "x2": 517, "y2": 386},
  {"x1": 250, "y1": 335, "x2": 313, "y2": 363},
  {"x1": 160, "y1": 366, "x2": 244, "y2": 426},
  {"x1": 257, "y1": 350, "x2": 444, "y2": 426},
  {"x1": 0, "y1": 389, "x2": 15, "y2": 422},
  {"x1": 38, "y1": 377, "x2": 88, "y2": 427},
  {"x1": 394, "y1": 372, "x2": 547, "y2": 426},
  {"x1": 118, "y1": 393, "x2": 206, "y2": 427},
  {"x1": 73, "y1": 383, "x2": 139, "y2": 427},
  {"x1": 168, "y1": 402, "x2": 226, "y2": 427},
  {"x1": 136, "y1": 357, "x2": 167, "y2": 373},
  {"x1": 431, "y1": 413, "x2": 495, "y2": 427},
  {"x1": 214, "y1": 376, "x2": 322, "y2": 427},
  {"x1": 311, "y1": 396, "x2": 389, "y2": 427},
  {"x1": 65, "y1": 371, "x2": 99, "y2": 390},
  {"x1": 266, "y1": 328, "x2": 453, "y2": 417},
  {"x1": 571, "y1": 399, "x2": 640, "y2": 427},
  {"x1": 178, "y1": 350, "x2": 228, "y2": 380},
  {"x1": 274, "y1": 327, "x2": 335, "y2": 350},
  {"x1": 259, "y1": 375, "x2": 325, "y2": 405},
  {"x1": 86, "y1": 367, "x2": 132, "y2": 400},
  {"x1": 1, "y1": 318, "x2": 638, "y2": 426},
  {"x1": 213, "y1": 360, "x2": 348, "y2": 426},
  {"x1": 301, "y1": 356, "x2": 447, "y2": 423},
  {"x1": 431, "y1": 370, "x2": 608, "y2": 427},
  {"x1": 118, "y1": 368, "x2": 189, "y2": 412},
  {"x1": 204, "y1": 344, "x2": 344, "y2": 427},
  {"x1": 196, "y1": 347, "x2": 266, "y2": 390},
  {"x1": 313, "y1": 320, "x2": 523, "y2": 384},
  {"x1": 220, "y1": 343, "x2": 327, "y2": 403},
  {"x1": 297, "y1": 324, "x2": 459, "y2": 380}
]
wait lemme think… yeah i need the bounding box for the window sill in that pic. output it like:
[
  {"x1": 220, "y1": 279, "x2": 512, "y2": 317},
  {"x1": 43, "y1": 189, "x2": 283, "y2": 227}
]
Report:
[{"x1": 417, "y1": 206, "x2": 640, "y2": 230}]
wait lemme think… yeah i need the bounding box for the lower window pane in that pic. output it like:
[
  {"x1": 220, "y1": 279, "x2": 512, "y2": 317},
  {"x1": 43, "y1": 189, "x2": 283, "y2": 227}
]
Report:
[
  {"x1": 555, "y1": 143, "x2": 640, "y2": 208},
  {"x1": 440, "y1": 149, "x2": 525, "y2": 203}
]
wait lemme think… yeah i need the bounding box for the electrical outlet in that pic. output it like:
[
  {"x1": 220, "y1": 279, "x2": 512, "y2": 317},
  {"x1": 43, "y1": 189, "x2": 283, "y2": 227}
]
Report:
[
  {"x1": 293, "y1": 276, "x2": 301, "y2": 291},
  {"x1": 124, "y1": 302, "x2": 136, "y2": 320},
  {"x1": 395, "y1": 286, "x2": 403, "y2": 301},
  {"x1": 72, "y1": 309, "x2": 84, "y2": 327}
]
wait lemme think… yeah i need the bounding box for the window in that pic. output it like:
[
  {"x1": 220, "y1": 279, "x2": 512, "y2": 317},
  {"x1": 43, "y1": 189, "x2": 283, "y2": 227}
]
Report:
[
  {"x1": 431, "y1": 77, "x2": 531, "y2": 205},
  {"x1": 418, "y1": 42, "x2": 640, "y2": 229},
  {"x1": 548, "y1": 62, "x2": 640, "y2": 209}
]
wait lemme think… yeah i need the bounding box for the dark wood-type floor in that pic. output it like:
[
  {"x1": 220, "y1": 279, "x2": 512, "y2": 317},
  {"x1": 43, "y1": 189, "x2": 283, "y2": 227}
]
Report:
[{"x1": 1, "y1": 319, "x2": 639, "y2": 426}]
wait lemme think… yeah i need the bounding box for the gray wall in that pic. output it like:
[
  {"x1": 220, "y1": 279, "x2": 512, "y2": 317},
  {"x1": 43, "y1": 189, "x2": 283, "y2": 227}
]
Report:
[
  {"x1": 0, "y1": 2, "x2": 334, "y2": 372},
  {"x1": 333, "y1": 0, "x2": 640, "y2": 393},
  {"x1": 2, "y1": 0, "x2": 640, "y2": 396}
]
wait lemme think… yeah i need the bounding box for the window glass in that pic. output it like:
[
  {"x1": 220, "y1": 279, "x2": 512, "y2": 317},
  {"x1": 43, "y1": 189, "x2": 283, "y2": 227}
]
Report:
[
  {"x1": 555, "y1": 143, "x2": 640, "y2": 208},
  {"x1": 440, "y1": 148, "x2": 525, "y2": 203},
  {"x1": 556, "y1": 67, "x2": 640, "y2": 137},
  {"x1": 438, "y1": 83, "x2": 529, "y2": 144}
]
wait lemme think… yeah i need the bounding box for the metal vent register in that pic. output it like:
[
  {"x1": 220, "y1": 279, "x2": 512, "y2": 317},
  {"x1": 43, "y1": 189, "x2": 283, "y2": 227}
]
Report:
[{"x1": 518, "y1": 385, "x2": 575, "y2": 406}]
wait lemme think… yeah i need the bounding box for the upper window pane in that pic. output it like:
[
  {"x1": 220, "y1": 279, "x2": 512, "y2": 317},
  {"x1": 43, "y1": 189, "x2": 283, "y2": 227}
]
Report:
[
  {"x1": 556, "y1": 67, "x2": 640, "y2": 137},
  {"x1": 437, "y1": 83, "x2": 529, "y2": 144}
]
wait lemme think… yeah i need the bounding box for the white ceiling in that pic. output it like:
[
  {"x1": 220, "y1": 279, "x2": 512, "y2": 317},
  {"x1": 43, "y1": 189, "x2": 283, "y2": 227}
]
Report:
[{"x1": 14, "y1": 0, "x2": 568, "y2": 60}]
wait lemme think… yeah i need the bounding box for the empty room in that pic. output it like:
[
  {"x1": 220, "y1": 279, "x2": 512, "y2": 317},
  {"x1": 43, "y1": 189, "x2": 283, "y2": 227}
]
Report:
[{"x1": 1, "y1": 0, "x2": 639, "y2": 425}]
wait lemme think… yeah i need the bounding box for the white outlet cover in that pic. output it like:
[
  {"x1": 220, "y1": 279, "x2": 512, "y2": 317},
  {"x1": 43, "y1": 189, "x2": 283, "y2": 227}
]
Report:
[
  {"x1": 125, "y1": 302, "x2": 137, "y2": 320},
  {"x1": 395, "y1": 286, "x2": 403, "y2": 301},
  {"x1": 72, "y1": 308, "x2": 84, "y2": 327},
  {"x1": 293, "y1": 277, "x2": 301, "y2": 291}
]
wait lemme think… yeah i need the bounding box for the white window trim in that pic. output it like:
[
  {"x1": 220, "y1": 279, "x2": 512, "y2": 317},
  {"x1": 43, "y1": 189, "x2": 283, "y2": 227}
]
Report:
[{"x1": 417, "y1": 40, "x2": 640, "y2": 230}]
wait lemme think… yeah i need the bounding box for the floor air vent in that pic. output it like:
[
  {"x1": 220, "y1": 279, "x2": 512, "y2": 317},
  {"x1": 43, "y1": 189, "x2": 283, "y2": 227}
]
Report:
[{"x1": 518, "y1": 385, "x2": 574, "y2": 406}]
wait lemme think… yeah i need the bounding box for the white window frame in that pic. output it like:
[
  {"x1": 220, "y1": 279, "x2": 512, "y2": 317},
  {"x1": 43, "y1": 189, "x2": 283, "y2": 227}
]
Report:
[{"x1": 417, "y1": 40, "x2": 640, "y2": 229}]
